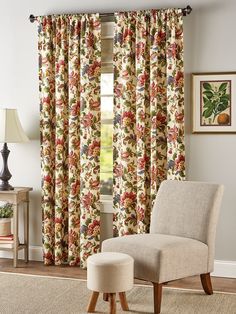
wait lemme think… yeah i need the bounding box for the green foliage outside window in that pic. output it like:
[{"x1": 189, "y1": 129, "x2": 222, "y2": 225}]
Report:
[{"x1": 101, "y1": 125, "x2": 113, "y2": 195}]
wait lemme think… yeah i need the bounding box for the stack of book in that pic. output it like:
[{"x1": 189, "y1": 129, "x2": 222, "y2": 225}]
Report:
[{"x1": 0, "y1": 234, "x2": 14, "y2": 248}]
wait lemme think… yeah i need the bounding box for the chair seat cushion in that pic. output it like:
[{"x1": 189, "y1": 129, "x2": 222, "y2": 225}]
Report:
[{"x1": 102, "y1": 234, "x2": 208, "y2": 283}]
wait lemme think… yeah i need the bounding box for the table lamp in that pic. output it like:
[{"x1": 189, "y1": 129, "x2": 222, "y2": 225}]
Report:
[{"x1": 0, "y1": 109, "x2": 29, "y2": 191}]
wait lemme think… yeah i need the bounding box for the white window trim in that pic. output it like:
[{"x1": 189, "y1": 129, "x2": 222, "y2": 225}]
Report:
[{"x1": 100, "y1": 195, "x2": 113, "y2": 214}]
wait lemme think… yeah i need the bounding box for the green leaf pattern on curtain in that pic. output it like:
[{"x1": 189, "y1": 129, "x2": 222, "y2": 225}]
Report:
[
  {"x1": 38, "y1": 14, "x2": 101, "y2": 267},
  {"x1": 113, "y1": 9, "x2": 185, "y2": 236}
]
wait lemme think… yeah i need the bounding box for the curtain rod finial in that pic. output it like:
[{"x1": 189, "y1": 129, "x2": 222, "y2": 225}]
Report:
[
  {"x1": 186, "y1": 5, "x2": 193, "y2": 14},
  {"x1": 184, "y1": 5, "x2": 192, "y2": 16},
  {"x1": 29, "y1": 14, "x2": 36, "y2": 23}
]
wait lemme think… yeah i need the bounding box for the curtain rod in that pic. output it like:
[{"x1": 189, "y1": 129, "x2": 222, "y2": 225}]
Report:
[{"x1": 29, "y1": 5, "x2": 192, "y2": 23}]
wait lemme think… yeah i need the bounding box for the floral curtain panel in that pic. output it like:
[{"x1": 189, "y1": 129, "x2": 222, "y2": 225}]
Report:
[
  {"x1": 38, "y1": 14, "x2": 101, "y2": 267},
  {"x1": 113, "y1": 9, "x2": 185, "y2": 236}
]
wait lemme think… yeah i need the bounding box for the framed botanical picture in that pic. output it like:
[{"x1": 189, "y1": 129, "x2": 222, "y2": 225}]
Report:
[{"x1": 192, "y1": 72, "x2": 236, "y2": 133}]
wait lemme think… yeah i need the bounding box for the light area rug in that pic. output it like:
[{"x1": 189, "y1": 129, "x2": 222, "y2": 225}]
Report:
[{"x1": 0, "y1": 272, "x2": 235, "y2": 314}]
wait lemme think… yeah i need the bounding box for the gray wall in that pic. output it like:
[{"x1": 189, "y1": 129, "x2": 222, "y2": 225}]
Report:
[
  {"x1": 183, "y1": 1, "x2": 236, "y2": 261},
  {"x1": 0, "y1": 0, "x2": 235, "y2": 261}
]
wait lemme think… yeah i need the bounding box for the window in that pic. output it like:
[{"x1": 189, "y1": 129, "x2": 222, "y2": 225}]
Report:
[
  {"x1": 100, "y1": 22, "x2": 114, "y2": 196},
  {"x1": 100, "y1": 73, "x2": 113, "y2": 195}
]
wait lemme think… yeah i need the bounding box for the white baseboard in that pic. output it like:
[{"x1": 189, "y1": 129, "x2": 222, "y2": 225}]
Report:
[
  {"x1": 212, "y1": 260, "x2": 236, "y2": 278},
  {"x1": 0, "y1": 247, "x2": 235, "y2": 278}
]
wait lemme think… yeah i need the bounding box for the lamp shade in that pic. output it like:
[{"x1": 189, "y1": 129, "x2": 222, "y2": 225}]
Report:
[{"x1": 0, "y1": 109, "x2": 29, "y2": 143}]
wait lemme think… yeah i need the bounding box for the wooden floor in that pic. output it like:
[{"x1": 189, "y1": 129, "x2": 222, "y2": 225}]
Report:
[{"x1": 0, "y1": 258, "x2": 235, "y2": 293}]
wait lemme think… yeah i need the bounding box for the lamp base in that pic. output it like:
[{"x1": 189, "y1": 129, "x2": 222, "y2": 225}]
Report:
[
  {"x1": 0, "y1": 182, "x2": 14, "y2": 191},
  {"x1": 0, "y1": 143, "x2": 14, "y2": 191}
]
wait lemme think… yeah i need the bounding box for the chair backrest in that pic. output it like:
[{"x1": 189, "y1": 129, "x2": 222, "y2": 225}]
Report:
[{"x1": 150, "y1": 180, "x2": 224, "y2": 271}]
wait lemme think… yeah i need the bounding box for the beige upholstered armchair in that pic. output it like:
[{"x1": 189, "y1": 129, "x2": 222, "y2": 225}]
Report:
[{"x1": 102, "y1": 180, "x2": 224, "y2": 314}]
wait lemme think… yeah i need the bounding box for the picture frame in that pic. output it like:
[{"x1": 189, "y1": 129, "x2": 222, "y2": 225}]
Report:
[{"x1": 192, "y1": 72, "x2": 236, "y2": 133}]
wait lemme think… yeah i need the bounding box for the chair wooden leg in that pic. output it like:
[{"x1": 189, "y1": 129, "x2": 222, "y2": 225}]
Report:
[
  {"x1": 87, "y1": 291, "x2": 99, "y2": 313},
  {"x1": 152, "y1": 282, "x2": 162, "y2": 314},
  {"x1": 119, "y1": 292, "x2": 129, "y2": 311},
  {"x1": 200, "y1": 273, "x2": 213, "y2": 295},
  {"x1": 109, "y1": 293, "x2": 116, "y2": 314},
  {"x1": 103, "y1": 293, "x2": 109, "y2": 301}
]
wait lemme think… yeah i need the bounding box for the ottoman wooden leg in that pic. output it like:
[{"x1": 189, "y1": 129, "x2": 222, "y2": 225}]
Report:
[
  {"x1": 109, "y1": 293, "x2": 116, "y2": 314},
  {"x1": 87, "y1": 291, "x2": 99, "y2": 313},
  {"x1": 119, "y1": 292, "x2": 129, "y2": 311},
  {"x1": 103, "y1": 293, "x2": 109, "y2": 301}
]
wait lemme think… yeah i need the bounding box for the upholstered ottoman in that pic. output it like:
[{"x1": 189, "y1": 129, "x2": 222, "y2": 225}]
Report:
[{"x1": 87, "y1": 252, "x2": 134, "y2": 314}]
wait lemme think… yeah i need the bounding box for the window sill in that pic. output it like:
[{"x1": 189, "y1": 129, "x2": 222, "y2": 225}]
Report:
[{"x1": 100, "y1": 196, "x2": 114, "y2": 214}]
